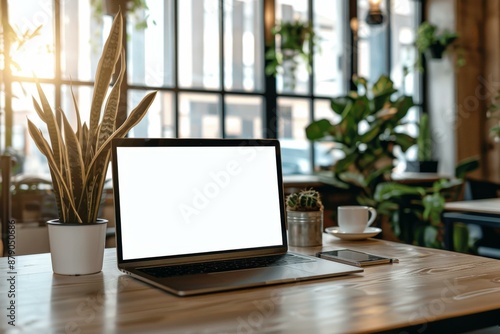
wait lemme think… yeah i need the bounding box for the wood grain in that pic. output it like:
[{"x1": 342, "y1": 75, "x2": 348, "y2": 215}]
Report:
[{"x1": 1, "y1": 234, "x2": 500, "y2": 333}]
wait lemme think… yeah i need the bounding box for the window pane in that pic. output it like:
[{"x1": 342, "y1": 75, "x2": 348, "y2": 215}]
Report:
[
  {"x1": 23, "y1": 83, "x2": 55, "y2": 175},
  {"x1": 7, "y1": 0, "x2": 55, "y2": 79},
  {"x1": 225, "y1": 95, "x2": 263, "y2": 138},
  {"x1": 61, "y1": 84, "x2": 93, "y2": 129},
  {"x1": 128, "y1": 0, "x2": 175, "y2": 87},
  {"x1": 390, "y1": 0, "x2": 421, "y2": 103},
  {"x1": 223, "y1": 0, "x2": 263, "y2": 92},
  {"x1": 178, "y1": 0, "x2": 220, "y2": 89},
  {"x1": 60, "y1": 1, "x2": 109, "y2": 81},
  {"x1": 278, "y1": 97, "x2": 311, "y2": 174},
  {"x1": 313, "y1": 0, "x2": 348, "y2": 97},
  {"x1": 356, "y1": 0, "x2": 389, "y2": 82},
  {"x1": 275, "y1": 0, "x2": 310, "y2": 95},
  {"x1": 179, "y1": 93, "x2": 221, "y2": 138},
  {"x1": 314, "y1": 99, "x2": 340, "y2": 171},
  {"x1": 129, "y1": 90, "x2": 175, "y2": 138}
]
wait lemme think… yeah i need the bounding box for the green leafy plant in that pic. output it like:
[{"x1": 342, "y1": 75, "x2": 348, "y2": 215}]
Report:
[
  {"x1": 27, "y1": 11, "x2": 157, "y2": 224},
  {"x1": 374, "y1": 157, "x2": 479, "y2": 248},
  {"x1": 306, "y1": 75, "x2": 416, "y2": 206},
  {"x1": 265, "y1": 20, "x2": 315, "y2": 88},
  {"x1": 415, "y1": 21, "x2": 464, "y2": 70},
  {"x1": 406, "y1": 112, "x2": 438, "y2": 172},
  {"x1": 286, "y1": 189, "x2": 323, "y2": 212},
  {"x1": 416, "y1": 113, "x2": 433, "y2": 161}
]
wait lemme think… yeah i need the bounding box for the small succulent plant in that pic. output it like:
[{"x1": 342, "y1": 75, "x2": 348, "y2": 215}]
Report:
[{"x1": 286, "y1": 189, "x2": 323, "y2": 212}]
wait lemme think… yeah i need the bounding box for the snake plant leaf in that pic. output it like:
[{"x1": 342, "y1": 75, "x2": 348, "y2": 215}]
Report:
[
  {"x1": 35, "y1": 81, "x2": 63, "y2": 170},
  {"x1": 81, "y1": 124, "x2": 89, "y2": 156},
  {"x1": 59, "y1": 107, "x2": 86, "y2": 223},
  {"x1": 98, "y1": 50, "x2": 125, "y2": 150},
  {"x1": 70, "y1": 86, "x2": 83, "y2": 143},
  {"x1": 87, "y1": 10, "x2": 123, "y2": 164},
  {"x1": 27, "y1": 119, "x2": 81, "y2": 222},
  {"x1": 54, "y1": 107, "x2": 71, "y2": 188},
  {"x1": 60, "y1": 108, "x2": 84, "y2": 207},
  {"x1": 86, "y1": 91, "x2": 157, "y2": 181},
  {"x1": 32, "y1": 96, "x2": 46, "y2": 122}
]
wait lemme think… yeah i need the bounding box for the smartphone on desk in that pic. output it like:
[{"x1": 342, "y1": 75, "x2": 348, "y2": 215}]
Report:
[{"x1": 316, "y1": 249, "x2": 396, "y2": 267}]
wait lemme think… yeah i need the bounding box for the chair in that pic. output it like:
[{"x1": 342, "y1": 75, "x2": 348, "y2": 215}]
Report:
[
  {"x1": 463, "y1": 178, "x2": 500, "y2": 257},
  {"x1": 464, "y1": 178, "x2": 500, "y2": 200}
]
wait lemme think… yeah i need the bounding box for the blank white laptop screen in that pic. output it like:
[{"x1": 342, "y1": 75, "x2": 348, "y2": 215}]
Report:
[{"x1": 115, "y1": 145, "x2": 284, "y2": 260}]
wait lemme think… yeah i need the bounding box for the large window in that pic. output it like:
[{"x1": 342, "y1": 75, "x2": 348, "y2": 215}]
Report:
[{"x1": 0, "y1": 0, "x2": 422, "y2": 176}]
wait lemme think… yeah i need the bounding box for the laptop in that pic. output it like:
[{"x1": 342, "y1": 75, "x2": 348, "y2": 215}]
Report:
[{"x1": 111, "y1": 138, "x2": 363, "y2": 296}]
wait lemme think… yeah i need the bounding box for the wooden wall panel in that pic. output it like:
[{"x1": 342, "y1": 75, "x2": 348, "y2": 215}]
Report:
[
  {"x1": 483, "y1": 1, "x2": 500, "y2": 182},
  {"x1": 454, "y1": 0, "x2": 485, "y2": 179}
]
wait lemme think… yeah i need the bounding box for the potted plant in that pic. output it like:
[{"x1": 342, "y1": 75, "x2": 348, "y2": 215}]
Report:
[
  {"x1": 374, "y1": 157, "x2": 479, "y2": 248},
  {"x1": 415, "y1": 21, "x2": 465, "y2": 70},
  {"x1": 306, "y1": 75, "x2": 416, "y2": 207},
  {"x1": 406, "y1": 113, "x2": 439, "y2": 173},
  {"x1": 286, "y1": 188, "x2": 324, "y2": 247},
  {"x1": 265, "y1": 19, "x2": 315, "y2": 90},
  {"x1": 27, "y1": 11, "x2": 156, "y2": 275}
]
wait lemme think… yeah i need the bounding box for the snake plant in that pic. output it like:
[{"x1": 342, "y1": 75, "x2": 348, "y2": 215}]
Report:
[{"x1": 27, "y1": 11, "x2": 156, "y2": 224}]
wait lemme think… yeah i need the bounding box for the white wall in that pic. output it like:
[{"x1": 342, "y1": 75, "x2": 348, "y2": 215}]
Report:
[{"x1": 426, "y1": 0, "x2": 456, "y2": 176}]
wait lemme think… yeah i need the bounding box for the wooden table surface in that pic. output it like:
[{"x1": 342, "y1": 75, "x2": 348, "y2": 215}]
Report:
[
  {"x1": 444, "y1": 198, "x2": 500, "y2": 215},
  {"x1": 2, "y1": 234, "x2": 500, "y2": 333},
  {"x1": 390, "y1": 172, "x2": 451, "y2": 185}
]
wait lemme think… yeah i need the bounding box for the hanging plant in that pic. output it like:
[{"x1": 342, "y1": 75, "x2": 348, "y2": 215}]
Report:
[
  {"x1": 265, "y1": 20, "x2": 316, "y2": 89},
  {"x1": 415, "y1": 21, "x2": 465, "y2": 71},
  {"x1": 90, "y1": 0, "x2": 154, "y2": 30}
]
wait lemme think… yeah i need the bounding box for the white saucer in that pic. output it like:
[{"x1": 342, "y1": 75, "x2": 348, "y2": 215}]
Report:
[{"x1": 325, "y1": 227, "x2": 382, "y2": 241}]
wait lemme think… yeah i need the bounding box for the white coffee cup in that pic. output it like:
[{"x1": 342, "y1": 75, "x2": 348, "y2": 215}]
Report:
[{"x1": 337, "y1": 206, "x2": 377, "y2": 233}]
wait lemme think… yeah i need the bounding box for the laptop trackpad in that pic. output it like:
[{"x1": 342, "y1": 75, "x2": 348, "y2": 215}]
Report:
[{"x1": 161, "y1": 266, "x2": 307, "y2": 292}]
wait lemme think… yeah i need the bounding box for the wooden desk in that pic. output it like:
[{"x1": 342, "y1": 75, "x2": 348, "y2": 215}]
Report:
[
  {"x1": 443, "y1": 198, "x2": 500, "y2": 252},
  {"x1": 444, "y1": 198, "x2": 500, "y2": 215},
  {"x1": 1, "y1": 235, "x2": 500, "y2": 333}
]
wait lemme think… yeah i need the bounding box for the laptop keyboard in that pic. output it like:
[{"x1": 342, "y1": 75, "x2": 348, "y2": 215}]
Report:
[{"x1": 139, "y1": 253, "x2": 314, "y2": 278}]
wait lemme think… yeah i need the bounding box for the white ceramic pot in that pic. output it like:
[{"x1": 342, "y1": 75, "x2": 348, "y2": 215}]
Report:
[{"x1": 47, "y1": 219, "x2": 108, "y2": 275}]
